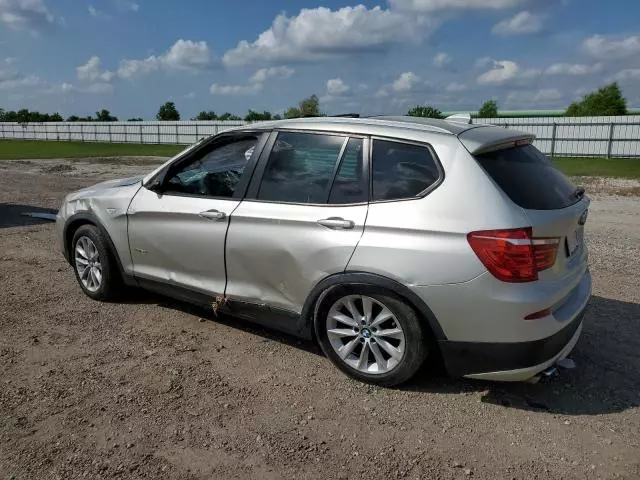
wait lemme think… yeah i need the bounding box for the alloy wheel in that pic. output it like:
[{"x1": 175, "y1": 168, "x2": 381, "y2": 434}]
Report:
[
  {"x1": 74, "y1": 236, "x2": 102, "y2": 293},
  {"x1": 326, "y1": 295, "x2": 406, "y2": 374}
]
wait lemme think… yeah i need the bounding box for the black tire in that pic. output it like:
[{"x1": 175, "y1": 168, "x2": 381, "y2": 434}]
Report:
[
  {"x1": 314, "y1": 286, "x2": 429, "y2": 387},
  {"x1": 71, "y1": 224, "x2": 123, "y2": 301}
]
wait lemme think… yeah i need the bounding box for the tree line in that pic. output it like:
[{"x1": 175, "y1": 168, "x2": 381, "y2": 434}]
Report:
[
  {"x1": 408, "y1": 83, "x2": 629, "y2": 119},
  {"x1": 0, "y1": 95, "x2": 323, "y2": 123},
  {"x1": 0, "y1": 83, "x2": 630, "y2": 123}
]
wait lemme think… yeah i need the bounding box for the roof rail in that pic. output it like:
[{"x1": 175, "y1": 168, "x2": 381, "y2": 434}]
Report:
[{"x1": 331, "y1": 113, "x2": 360, "y2": 118}]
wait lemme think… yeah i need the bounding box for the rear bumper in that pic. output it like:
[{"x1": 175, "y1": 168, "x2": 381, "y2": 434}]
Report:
[{"x1": 439, "y1": 304, "x2": 587, "y2": 380}]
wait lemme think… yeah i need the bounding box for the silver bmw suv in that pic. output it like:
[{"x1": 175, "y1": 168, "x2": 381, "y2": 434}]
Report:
[{"x1": 56, "y1": 116, "x2": 591, "y2": 386}]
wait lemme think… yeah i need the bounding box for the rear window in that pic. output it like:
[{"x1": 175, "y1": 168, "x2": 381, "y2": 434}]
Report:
[{"x1": 475, "y1": 145, "x2": 578, "y2": 210}]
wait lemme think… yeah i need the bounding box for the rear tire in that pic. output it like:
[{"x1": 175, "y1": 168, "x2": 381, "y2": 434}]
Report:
[
  {"x1": 315, "y1": 287, "x2": 428, "y2": 387},
  {"x1": 71, "y1": 224, "x2": 123, "y2": 301}
]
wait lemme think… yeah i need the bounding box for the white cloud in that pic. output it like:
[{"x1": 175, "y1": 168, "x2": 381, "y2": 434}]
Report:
[
  {"x1": 545, "y1": 62, "x2": 603, "y2": 76},
  {"x1": 162, "y1": 39, "x2": 211, "y2": 71},
  {"x1": 507, "y1": 88, "x2": 563, "y2": 106},
  {"x1": 390, "y1": 0, "x2": 521, "y2": 13},
  {"x1": 0, "y1": 69, "x2": 45, "y2": 90},
  {"x1": 433, "y1": 52, "x2": 452, "y2": 69},
  {"x1": 88, "y1": 5, "x2": 110, "y2": 19},
  {"x1": 610, "y1": 68, "x2": 640, "y2": 82},
  {"x1": 222, "y1": 6, "x2": 434, "y2": 66},
  {"x1": 477, "y1": 60, "x2": 540, "y2": 85},
  {"x1": 40, "y1": 81, "x2": 112, "y2": 95},
  {"x1": 4, "y1": 56, "x2": 16, "y2": 64},
  {"x1": 83, "y1": 82, "x2": 113, "y2": 94},
  {"x1": 583, "y1": 34, "x2": 640, "y2": 60},
  {"x1": 77, "y1": 56, "x2": 115, "y2": 82},
  {"x1": 392, "y1": 71, "x2": 422, "y2": 92},
  {"x1": 118, "y1": 39, "x2": 213, "y2": 79},
  {"x1": 114, "y1": 0, "x2": 139, "y2": 12},
  {"x1": 210, "y1": 83, "x2": 262, "y2": 95},
  {"x1": 117, "y1": 57, "x2": 159, "y2": 79},
  {"x1": 492, "y1": 11, "x2": 543, "y2": 36},
  {"x1": 184, "y1": 91, "x2": 196, "y2": 99},
  {"x1": 40, "y1": 82, "x2": 75, "y2": 94},
  {"x1": 446, "y1": 82, "x2": 467, "y2": 92},
  {"x1": 0, "y1": 0, "x2": 56, "y2": 31},
  {"x1": 374, "y1": 87, "x2": 389, "y2": 98},
  {"x1": 326, "y1": 78, "x2": 350, "y2": 95},
  {"x1": 250, "y1": 66, "x2": 294, "y2": 84},
  {"x1": 475, "y1": 56, "x2": 494, "y2": 69}
]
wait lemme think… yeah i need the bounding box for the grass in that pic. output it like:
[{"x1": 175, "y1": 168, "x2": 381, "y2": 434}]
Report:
[
  {"x1": 0, "y1": 139, "x2": 184, "y2": 160},
  {"x1": 552, "y1": 157, "x2": 640, "y2": 180},
  {"x1": 1, "y1": 140, "x2": 639, "y2": 179}
]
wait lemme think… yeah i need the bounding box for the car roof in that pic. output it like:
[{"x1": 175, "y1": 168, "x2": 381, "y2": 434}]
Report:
[
  {"x1": 241, "y1": 116, "x2": 477, "y2": 136},
  {"x1": 226, "y1": 116, "x2": 535, "y2": 154}
]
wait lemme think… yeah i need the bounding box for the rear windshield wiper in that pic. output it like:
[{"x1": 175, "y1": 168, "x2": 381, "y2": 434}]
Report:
[{"x1": 573, "y1": 186, "x2": 585, "y2": 199}]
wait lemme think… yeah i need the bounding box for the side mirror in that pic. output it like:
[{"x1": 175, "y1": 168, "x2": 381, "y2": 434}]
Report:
[{"x1": 144, "y1": 177, "x2": 164, "y2": 194}]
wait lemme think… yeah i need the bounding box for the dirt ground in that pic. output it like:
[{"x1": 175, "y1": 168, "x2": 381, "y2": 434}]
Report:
[{"x1": 1, "y1": 158, "x2": 639, "y2": 480}]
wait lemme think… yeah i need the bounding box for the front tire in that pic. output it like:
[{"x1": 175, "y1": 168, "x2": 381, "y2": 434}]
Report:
[
  {"x1": 315, "y1": 288, "x2": 428, "y2": 387},
  {"x1": 71, "y1": 225, "x2": 122, "y2": 301}
]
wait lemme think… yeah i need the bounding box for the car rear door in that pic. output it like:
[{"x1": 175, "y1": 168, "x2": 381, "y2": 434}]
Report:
[
  {"x1": 225, "y1": 131, "x2": 369, "y2": 314},
  {"x1": 127, "y1": 131, "x2": 267, "y2": 296}
]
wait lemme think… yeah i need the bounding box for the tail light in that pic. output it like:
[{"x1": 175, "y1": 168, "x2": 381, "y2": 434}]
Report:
[{"x1": 467, "y1": 227, "x2": 560, "y2": 282}]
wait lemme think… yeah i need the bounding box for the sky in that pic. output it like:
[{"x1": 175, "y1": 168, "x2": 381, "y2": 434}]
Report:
[{"x1": 1, "y1": 0, "x2": 639, "y2": 119}]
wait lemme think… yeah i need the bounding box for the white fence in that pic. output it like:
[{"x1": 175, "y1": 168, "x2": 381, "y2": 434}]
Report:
[
  {"x1": 474, "y1": 115, "x2": 640, "y2": 158},
  {"x1": 1, "y1": 116, "x2": 640, "y2": 158},
  {"x1": 0, "y1": 121, "x2": 247, "y2": 145}
]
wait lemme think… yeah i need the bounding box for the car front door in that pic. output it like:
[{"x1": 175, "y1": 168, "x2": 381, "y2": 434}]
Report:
[
  {"x1": 225, "y1": 131, "x2": 369, "y2": 314},
  {"x1": 127, "y1": 131, "x2": 267, "y2": 296}
]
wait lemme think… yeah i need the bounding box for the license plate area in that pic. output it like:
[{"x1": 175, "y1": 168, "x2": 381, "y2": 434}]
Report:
[{"x1": 565, "y1": 227, "x2": 583, "y2": 257}]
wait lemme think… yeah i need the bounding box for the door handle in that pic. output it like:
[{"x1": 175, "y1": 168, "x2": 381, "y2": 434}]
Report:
[
  {"x1": 317, "y1": 217, "x2": 355, "y2": 230},
  {"x1": 199, "y1": 209, "x2": 226, "y2": 221}
]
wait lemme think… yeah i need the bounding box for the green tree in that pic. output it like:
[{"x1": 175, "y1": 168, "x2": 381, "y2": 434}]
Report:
[
  {"x1": 95, "y1": 109, "x2": 118, "y2": 121},
  {"x1": 194, "y1": 111, "x2": 218, "y2": 120},
  {"x1": 127, "y1": 117, "x2": 143, "y2": 121},
  {"x1": 478, "y1": 100, "x2": 498, "y2": 118},
  {"x1": 272, "y1": 113, "x2": 282, "y2": 120},
  {"x1": 0, "y1": 109, "x2": 63, "y2": 122},
  {"x1": 244, "y1": 110, "x2": 272, "y2": 122},
  {"x1": 407, "y1": 105, "x2": 443, "y2": 118},
  {"x1": 284, "y1": 107, "x2": 301, "y2": 119},
  {"x1": 217, "y1": 112, "x2": 241, "y2": 121},
  {"x1": 156, "y1": 101, "x2": 180, "y2": 121},
  {"x1": 67, "y1": 115, "x2": 93, "y2": 121},
  {"x1": 565, "y1": 83, "x2": 628, "y2": 117},
  {"x1": 284, "y1": 94, "x2": 322, "y2": 119},
  {"x1": 299, "y1": 94, "x2": 321, "y2": 117}
]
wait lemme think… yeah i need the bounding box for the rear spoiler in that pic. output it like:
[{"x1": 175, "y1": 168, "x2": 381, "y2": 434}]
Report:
[{"x1": 458, "y1": 125, "x2": 535, "y2": 155}]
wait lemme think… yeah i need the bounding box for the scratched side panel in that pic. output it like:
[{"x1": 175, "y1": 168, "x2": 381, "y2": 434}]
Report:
[{"x1": 225, "y1": 201, "x2": 368, "y2": 314}]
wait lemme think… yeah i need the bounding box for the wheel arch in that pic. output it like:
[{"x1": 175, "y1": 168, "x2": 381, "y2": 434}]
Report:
[
  {"x1": 301, "y1": 272, "x2": 447, "y2": 342},
  {"x1": 64, "y1": 212, "x2": 128, "y2": 282}
]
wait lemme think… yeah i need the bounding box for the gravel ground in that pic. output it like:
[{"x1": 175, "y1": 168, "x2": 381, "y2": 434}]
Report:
[{"x1": 1, "y1": 158, "x2": 639, "y2": 480}]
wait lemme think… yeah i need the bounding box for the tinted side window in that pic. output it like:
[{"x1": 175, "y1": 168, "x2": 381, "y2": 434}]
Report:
[
  {"x1": 474, "y1": 145, "x2": 577, "y2": 210},
  {"x1": 258, "y1": 132, "x2": 346, "y2": 204},
  {"x1": 328, "y1": 138, "x2": 366, "y2": 204},
  {"x1": 371, "y1": 140, "x2": 440, "y2": 201},
  {"x1": 163, "y1": 136, "x2": 257, "y2": 198}
]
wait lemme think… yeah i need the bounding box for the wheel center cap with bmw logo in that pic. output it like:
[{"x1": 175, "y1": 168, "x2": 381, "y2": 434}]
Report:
[{"x1": 361, "y1": 328, "x2": 372, "y2": 338}]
